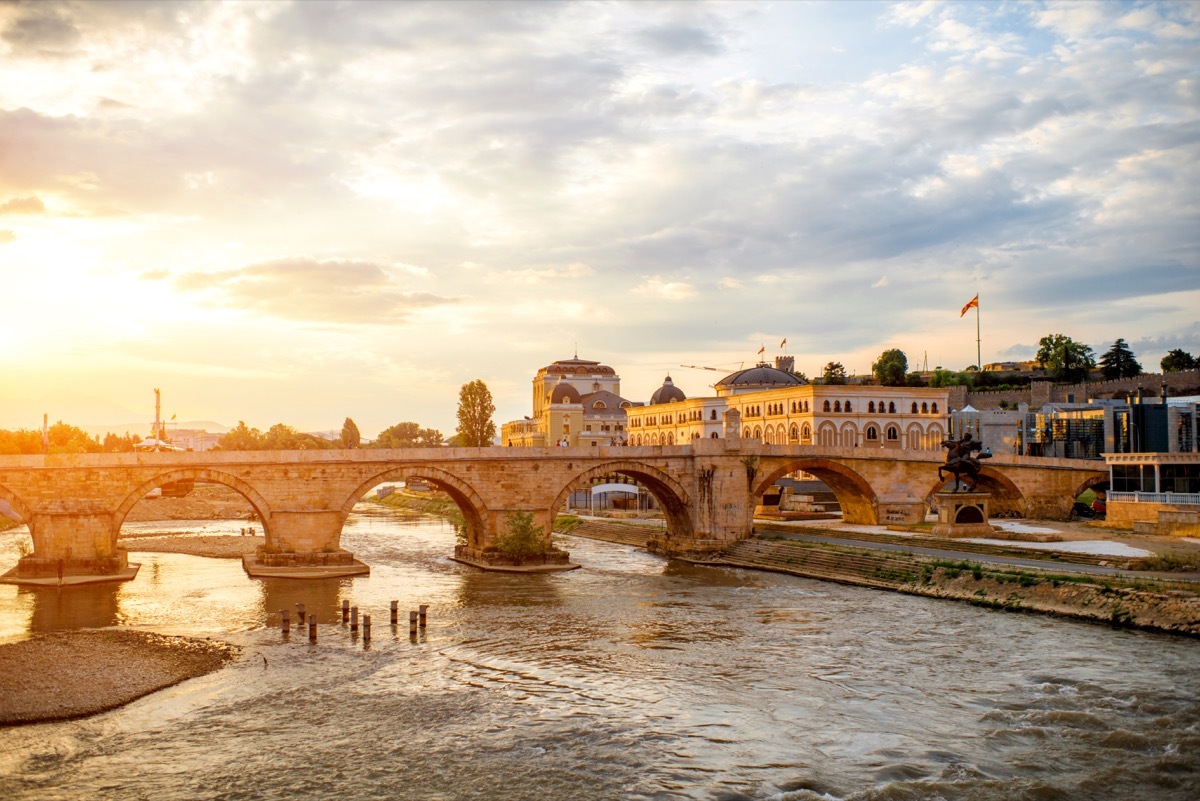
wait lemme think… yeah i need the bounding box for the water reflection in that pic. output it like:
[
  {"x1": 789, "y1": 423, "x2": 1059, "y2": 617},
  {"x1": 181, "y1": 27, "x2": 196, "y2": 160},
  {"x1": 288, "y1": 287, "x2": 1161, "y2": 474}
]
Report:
[
  {"x1": 258, "y1": 577, "x2": 354, "y2": 626},
  {"x1": 25, "y1": 583, "x2": 121, "y2": 632}
]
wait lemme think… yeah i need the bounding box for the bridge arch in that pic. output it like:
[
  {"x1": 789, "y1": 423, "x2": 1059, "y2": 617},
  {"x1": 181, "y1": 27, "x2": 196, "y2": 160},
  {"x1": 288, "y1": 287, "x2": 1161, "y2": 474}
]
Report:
[
  {"x1": 114, "y1": 468, "x2": 275, "y2": 546},
  {"x1": 0, "y1": 483, "x2": 33, "y2": 525},
  {"x1": 340, "y1": 466, "x2": 490, "y2": 549},
  {"x1": 925, "y1": 467, "x2": 1028, "y2": 518},
  {"x1": 1072, "y1": 473, "x2": 1109, "y2": 499},
  {"x1": 754, "y1": 458, "x2": 878, "y2": 525},
  {"x1": 550, "y1": 460, "x2": 694, "y2": 539}
]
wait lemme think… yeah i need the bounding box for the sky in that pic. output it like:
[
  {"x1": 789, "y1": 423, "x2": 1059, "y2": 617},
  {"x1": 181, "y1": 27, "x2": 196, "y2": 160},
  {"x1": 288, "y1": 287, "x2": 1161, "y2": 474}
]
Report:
[{"x1": 0, "y1": 0, "x2": 1197, "y2": 439}]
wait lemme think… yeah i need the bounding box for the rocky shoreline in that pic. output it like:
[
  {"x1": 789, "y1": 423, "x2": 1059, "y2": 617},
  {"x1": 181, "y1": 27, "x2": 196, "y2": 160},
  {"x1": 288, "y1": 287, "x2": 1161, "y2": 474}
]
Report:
[{"x1": 0, "y1": 630, "x2": 239, "y2": 726}]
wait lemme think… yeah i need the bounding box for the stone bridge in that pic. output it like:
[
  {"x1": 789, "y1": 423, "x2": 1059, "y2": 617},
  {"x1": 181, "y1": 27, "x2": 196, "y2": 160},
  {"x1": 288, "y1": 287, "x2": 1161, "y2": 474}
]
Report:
[{"x1": 0, "y1": 439, "x2": 1105, "y2": 579}]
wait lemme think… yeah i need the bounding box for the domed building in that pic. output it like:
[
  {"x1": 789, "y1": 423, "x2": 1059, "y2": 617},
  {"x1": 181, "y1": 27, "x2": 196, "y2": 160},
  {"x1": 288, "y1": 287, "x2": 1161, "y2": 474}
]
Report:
[
  {"x1": 649, "y1": 375, "x2": 687, "y2": 405},
  {"x1": 501, "y1": 356, "x2": 640, "y2": 447},
  {"x1": 627, "y1": 356, "x2": 951, "y2": 450}
]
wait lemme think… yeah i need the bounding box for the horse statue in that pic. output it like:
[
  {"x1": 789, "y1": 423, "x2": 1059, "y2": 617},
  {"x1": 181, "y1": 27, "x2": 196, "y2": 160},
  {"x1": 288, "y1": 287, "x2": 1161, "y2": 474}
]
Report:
[{"x1": 938, "y1": 433, "x2": 992, "y2": 492}]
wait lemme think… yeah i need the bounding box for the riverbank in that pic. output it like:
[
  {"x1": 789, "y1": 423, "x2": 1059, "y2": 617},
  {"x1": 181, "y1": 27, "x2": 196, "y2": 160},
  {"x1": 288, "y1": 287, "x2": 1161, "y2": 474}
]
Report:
[
  {"x1": 562, "y1": 518, "x2": 1200, "y2": 637},
  {"x1": 0, "y1": 630, "x2": 239, "y2": 726}
]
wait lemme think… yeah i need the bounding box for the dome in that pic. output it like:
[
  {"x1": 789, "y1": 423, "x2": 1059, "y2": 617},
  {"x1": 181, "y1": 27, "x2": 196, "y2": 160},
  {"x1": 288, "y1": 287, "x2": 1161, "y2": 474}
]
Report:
[
  {"x1": 715, "y1": 363, "x2": 803, "y2": 393},
  {"x1": 550, "y1": 378, "x2": 582, "y2": 404},
  {"x1": 650, "y1": 375, "x2": 687, "y2": 405}
]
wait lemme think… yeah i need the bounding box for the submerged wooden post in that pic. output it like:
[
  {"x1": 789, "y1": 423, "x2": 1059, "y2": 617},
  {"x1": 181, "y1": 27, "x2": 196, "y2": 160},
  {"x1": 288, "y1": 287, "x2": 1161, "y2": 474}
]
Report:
[
  {"x1": 408, "y1": 610, "x2": 418, "y2": 637},
  {"x1": 342, "y1": 599, "x2": 350, "y2": 623},
  {"x1": 418, "y1": 604, "x2": 428, "y2": 628},
  {"x1": 363, "y1": 614, "x2": 371, "y2": 642},
  {"x1": 308, "y1": 614, "x2": 317, "y2": 643},
  {"x1": 280, "y1": 609, "x2": 290, "y2": 633},
  {"x1": 351, "y1": 606, "x2": 359, "y2": 633},
  {"x1": 296, "y1": 603, "x2": 305, "y2": 624},
  {"x1": 390, "y1": 600, "x2": 398, "y2": 625}
]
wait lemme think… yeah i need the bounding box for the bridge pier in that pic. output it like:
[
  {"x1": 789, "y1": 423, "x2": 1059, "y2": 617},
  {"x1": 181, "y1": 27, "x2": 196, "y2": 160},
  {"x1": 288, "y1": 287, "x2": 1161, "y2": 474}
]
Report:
[
  {"x1": 243, "y1": 510, "x2": 369, "y2": 578},
  {"x1": 1, "y1": 507, "x2": 136, "y2": 585}
]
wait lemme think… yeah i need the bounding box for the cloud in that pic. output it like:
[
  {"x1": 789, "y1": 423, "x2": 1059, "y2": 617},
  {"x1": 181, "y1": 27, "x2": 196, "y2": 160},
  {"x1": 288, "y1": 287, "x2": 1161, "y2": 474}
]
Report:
[
  {"x1": 0, "y1": 196, "x2": 46, "y2": 215},
  {"x1": 638, "y1": 276, "x2": 699, "y2": 301},
  {"x1": 0, "y1": 230, "x2": 14, "y2": 244},
  {"x1": 872, "y1": 276, "x2": 889, "y2": 288},
  {"x1": 485, "y1": 262, "x2": 594, "y2": 285},
  {"x1": 173, "y1": 258, "x2": 454, "y2": 324}
]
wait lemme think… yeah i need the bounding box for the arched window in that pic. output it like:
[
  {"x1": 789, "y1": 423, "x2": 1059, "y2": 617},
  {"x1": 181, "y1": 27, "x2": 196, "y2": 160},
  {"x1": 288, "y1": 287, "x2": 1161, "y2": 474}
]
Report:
[
  {"x1": 804, "y1": 401, "x2": 810, "y2": 412},
  {"x1": 743, "y1": 428, "x2": 752, "y2": 438},
  {"x1": 801, "y1": 423, "x2": 812, "y2": 441},
  {"x1": 753, "y1": 426, "x2": 762, "y2": 440},
  {"x1": 710, "y1": 409, "x2": 717, "y2": 420},
  {"x1": 845, "y1": 401, "x2": 852, "y2": 413},
  {"x1": 868, "y1": 401, "x2": 876, "y2": 413},
  {"x1": 911, "y1": 402, "x2": 918, "y2": 414},
  {"x1": 594, "y1": 401, "x2": 606, "y2": 409},
  {"x1": 592, "y1": 382, "x2": 600, "y2": 391},
  {"x1": 887, "y1": 425, "x2": 899, "y2": 441},
  {"x1": 921, "y1": 402, "x2": 928, "y2": 413},
  {"x1": 790, "y1": 424, "x2": 799, "y2": 441},
  {"x1": 710, "y1": 431, "x2": 719, "y2": 438},
  {"x1": 931, "y1": 403, "x2": 939, "y2": 414},
  {"x1": 823, "y1": 400, "x2": 831, "y2": 412},
  {"x1": 865, "y1": 425, "x2": 879, "y2": 441},
  {"x1": 834, "y1": 401, "x2": 842, "y2": 413},
  {"x1": 667, "y1": 433, "x2": 675, "y2": 445},
  {"x1": 888, "y1": 402, "x2": 896, "y2": 414}
]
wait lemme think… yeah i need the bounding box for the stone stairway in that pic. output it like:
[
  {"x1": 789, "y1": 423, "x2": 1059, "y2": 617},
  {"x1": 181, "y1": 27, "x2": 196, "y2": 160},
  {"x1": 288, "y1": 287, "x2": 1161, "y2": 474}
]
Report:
[{"x1": 556, "y1": 519, "x2": 658, "y2": 548}]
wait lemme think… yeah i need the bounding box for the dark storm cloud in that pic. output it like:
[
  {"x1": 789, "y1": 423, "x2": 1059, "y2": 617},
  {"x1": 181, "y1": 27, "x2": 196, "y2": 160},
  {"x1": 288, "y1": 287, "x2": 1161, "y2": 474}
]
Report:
[{"x1": 173, "y1": 258, "x2": 454, "y2": 324}]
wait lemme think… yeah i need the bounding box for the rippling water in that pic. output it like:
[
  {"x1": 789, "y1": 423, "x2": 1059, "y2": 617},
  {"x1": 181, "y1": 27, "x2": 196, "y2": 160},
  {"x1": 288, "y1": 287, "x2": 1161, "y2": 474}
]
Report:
[{"x1": 1, "y1": 505, "x2": 1198, "y2": 800}]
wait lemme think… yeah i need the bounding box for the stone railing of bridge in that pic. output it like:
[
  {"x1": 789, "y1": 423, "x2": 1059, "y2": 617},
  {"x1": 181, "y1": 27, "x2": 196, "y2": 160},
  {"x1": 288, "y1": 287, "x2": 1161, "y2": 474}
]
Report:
[{"x1": 0, "y1": 439, "x2": 1106, "y2": 581}]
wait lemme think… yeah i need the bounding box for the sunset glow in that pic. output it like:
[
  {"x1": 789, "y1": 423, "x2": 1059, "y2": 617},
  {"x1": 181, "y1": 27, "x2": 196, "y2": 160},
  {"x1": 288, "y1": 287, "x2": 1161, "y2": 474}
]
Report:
[{"x1": 1, "y1": 1, "x2": 1197, "y2": 438}]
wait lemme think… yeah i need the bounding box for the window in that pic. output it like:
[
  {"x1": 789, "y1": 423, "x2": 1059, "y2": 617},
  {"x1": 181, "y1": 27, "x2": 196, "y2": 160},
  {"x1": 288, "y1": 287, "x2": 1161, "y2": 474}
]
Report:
[
  {"x1": 931, "y1": 403, "x2": 938, "y2": 414},
  {"x1": 888, "y1": 402, "x2": 896, "y2": 414},
  {"x1": 790, "y1": 424, "x2": 799, "y2": 441},
  {"x1": 911, "y1": 402, "x2": 918, "y2": 414},
  {"x1": 886, "y1": 425, "x2": 899, "y2": 441},
  {"x1": 834, "y1": 401, "x2": 842, "y2": 413},
  {"x1": 710, "y1": 410, "x2": 717, "y2": 420},
  {"x1": 594, "y1": 401, "x2": 606, "y2": 409},
  {"x1": 868, "y1": 401, "x2": 876, "y2": 413},
  {"x1": 921, "y1": 402, "x2": 928, "y2": 414},
  {"x1": 845, "y1": 401, "x2": 852, "y2": 413},
  {"x1": 711, "y1": 432, "x2": 719, "y2": 438},
  {"x1": 823, "y1": 400, "x2": 831, "y2": 412},
  {"x1": 866, "y1": 425, "x2": 878, "y2": 441},
  {"x1": 802, "y1": 423, "x2": 811, "y2": 440}
]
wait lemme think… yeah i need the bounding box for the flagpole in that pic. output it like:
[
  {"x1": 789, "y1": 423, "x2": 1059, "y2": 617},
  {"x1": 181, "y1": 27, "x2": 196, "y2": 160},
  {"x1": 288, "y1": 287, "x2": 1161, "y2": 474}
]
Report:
[{"x1": 975, "y1": 292, "x2": 981, "y2": 371}]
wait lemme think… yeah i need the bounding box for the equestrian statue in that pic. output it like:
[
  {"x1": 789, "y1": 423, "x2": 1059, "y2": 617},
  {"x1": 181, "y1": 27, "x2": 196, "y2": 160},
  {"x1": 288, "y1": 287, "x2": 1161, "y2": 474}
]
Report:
[{"x1": 938, "y1": 432, "x2": 992, "y2": 492}]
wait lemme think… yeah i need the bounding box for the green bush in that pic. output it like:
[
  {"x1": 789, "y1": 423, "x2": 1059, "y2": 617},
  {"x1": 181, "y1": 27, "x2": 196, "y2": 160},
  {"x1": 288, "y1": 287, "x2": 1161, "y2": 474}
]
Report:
[{"x1": 492, "y1": 511, "x2": 547, "y2": 558}]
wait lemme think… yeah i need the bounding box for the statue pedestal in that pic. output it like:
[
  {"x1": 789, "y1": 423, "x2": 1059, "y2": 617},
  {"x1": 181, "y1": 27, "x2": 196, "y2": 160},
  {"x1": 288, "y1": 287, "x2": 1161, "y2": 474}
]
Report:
[{"x1": 931, "y1": 491, "x2": 995, "y2": 538}]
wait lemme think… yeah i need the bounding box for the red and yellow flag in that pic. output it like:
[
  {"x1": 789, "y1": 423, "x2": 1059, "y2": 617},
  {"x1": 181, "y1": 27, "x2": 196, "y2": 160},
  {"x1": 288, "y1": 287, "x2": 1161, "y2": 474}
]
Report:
[{"x1": 960, "y1": 294, "x2": 979, "y2": 317}]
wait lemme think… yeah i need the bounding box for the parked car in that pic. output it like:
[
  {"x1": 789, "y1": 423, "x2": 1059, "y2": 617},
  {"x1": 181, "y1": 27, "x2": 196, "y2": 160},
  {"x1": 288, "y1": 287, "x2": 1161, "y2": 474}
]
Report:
[
  {"x1": 1091, "y1": 497, "x2": 1107, "y2": 519},
  {"x1": 1070, "y1": 501, "x2": 1096, "y2": 520}
]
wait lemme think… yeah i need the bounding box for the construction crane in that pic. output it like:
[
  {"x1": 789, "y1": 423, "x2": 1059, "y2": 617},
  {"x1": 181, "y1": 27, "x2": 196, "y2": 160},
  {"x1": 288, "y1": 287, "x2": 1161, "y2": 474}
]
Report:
[{"x1": 679, "y1": 362, "x2": 743, "y2": 372}]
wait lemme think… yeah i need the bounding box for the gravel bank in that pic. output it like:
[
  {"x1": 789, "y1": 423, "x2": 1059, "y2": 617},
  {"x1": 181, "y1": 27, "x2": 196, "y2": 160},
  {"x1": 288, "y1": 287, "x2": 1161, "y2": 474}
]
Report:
[
  {"x1": 0, "y1": 630, "x2": 239, "y2": 726},
  {"x1": 126, "y1": 535, "x2": 263, "y2": 559}
]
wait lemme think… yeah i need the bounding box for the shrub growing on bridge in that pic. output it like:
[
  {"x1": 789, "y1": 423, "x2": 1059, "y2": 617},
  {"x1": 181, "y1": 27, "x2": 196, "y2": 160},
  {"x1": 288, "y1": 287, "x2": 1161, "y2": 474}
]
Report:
[{"x1": 492, "y1": 511, "x2": 546, "y2": 558}]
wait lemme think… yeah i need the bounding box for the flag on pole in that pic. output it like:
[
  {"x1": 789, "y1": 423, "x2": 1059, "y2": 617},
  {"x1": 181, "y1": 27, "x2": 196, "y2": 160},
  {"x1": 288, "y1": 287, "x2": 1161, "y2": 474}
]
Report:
[
  {"x1": 757, "y1": 344, "x2": 765, "y2": 355},
  {"x1": 779, "y1": 338, "x2": 787, "y2": 348},
  {"x1": 960, "y1": 294, "x2": 979, "y2": 317}
]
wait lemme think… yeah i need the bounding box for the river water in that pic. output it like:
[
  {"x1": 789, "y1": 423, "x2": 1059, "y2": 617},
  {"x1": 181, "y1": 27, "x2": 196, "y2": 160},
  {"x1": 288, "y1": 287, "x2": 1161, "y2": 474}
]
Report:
[{"x1": 0, "y1": 505, "x2": 1197, "y2": 800}]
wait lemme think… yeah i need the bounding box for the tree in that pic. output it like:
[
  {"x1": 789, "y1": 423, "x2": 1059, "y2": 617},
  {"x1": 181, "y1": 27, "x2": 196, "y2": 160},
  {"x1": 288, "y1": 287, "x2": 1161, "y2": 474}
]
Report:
[
  {"x1": 905, "y1": 372, "x2": 926, "y2": 387},
  {"x1": 821, "y1": 361, "x2": 847, "y2": 385},
  {"x1": 1161, "y1": 349, "x2": 1198, "y2": 373},
  {"x1": 456, "y1": 379, "x2": 496, "y2": 447},
  {"x1": 214, "y1": 421, "x2": 265, "y2": 451},
  {"x1": 1035, "y1": 334, "x2": 1095, "y2": 383},
  {"x1": 928, "y1": 369, "x2": 971, "y2": 388},
  {"x1": 1098, "y1": 338, "x2": 1142, "y2": 380},
  {"x1": 341, "y1": 417, "x2": 361, "y2": 448},
  {"x1": 373, "y1": 422, "x2": 444, "y2": 448},
  {"x1": 491, "y1": 510, "x2": 547, "y2": 559},
  {"x1": 871, "y1": 349, "x2": 908, "y2": 386}
]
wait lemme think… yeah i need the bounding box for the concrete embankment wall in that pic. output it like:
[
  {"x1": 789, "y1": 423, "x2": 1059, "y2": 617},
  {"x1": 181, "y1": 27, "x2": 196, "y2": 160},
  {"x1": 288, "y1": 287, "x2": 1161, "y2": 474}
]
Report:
[{"x1": 562, "y1": 520, "x2": 1200, "y2": 637}]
